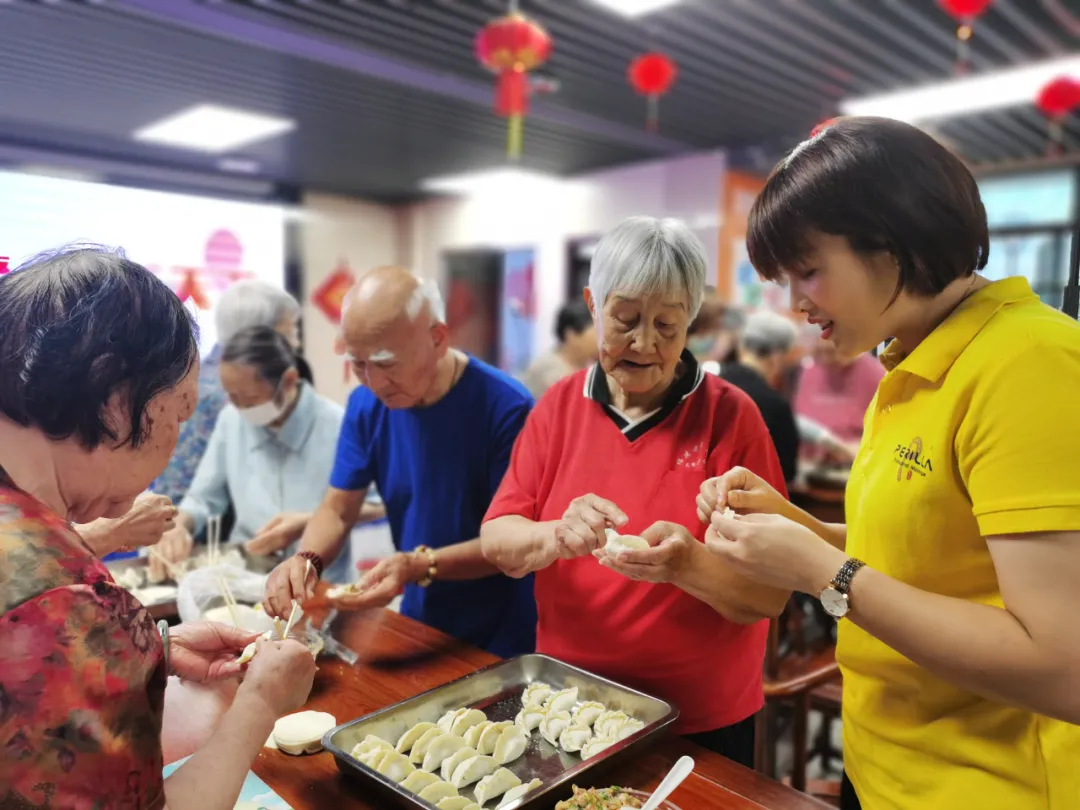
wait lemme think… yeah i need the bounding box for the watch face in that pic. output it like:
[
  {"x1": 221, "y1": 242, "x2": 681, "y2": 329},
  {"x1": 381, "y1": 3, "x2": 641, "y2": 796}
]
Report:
[{"x1": 821, "y1": 587, "x2": 849, "y2": 619}]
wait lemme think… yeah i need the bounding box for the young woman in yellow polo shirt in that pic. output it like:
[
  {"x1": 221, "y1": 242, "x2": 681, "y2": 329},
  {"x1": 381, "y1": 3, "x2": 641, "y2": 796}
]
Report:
[{"x1": 699, "y1": 117, "x2": 1080, "y2": 810}]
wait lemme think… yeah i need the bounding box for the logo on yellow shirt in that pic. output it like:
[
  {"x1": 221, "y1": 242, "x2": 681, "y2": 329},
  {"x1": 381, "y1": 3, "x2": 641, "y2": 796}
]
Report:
[{"x1": 894, "y1": 437, "x2": 933, "y2": 481}]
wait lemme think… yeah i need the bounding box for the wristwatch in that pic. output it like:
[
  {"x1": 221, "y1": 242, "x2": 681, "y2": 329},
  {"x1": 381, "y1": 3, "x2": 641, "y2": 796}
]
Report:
[{"x1": 819, "y1": 558, "x2": 866, "y2": 619}]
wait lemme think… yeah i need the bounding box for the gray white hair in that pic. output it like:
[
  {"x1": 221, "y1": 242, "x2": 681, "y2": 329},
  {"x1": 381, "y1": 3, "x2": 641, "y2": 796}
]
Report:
[
  {"x1": 588, "y1": 216, "x2": 707, "y2": 320},
  {"x1": 405, "y1": 277, "x2": 446, "y2": 324},
  {"x1": 741, "y1": 310, "x2": 798, "y2": 357},
  {"x1": 215, "y1": 280, "x2": 300, "y2": 345}
]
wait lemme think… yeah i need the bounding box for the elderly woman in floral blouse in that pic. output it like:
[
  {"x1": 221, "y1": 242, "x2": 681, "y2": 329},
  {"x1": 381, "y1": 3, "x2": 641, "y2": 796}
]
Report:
[{"x1": 0, "y1": 247, "x2": 315, "y2": 809}]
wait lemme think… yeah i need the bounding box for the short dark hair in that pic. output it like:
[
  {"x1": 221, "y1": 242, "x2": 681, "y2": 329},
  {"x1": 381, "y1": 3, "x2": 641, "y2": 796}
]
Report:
[
  {"x1": 0, "y1": 246, "x2": 199, "y2": 449},
  {"x1": 747, "y1": 117, "x2": 989, "y2": 302},
  {"x1": 555, "y1": 300, "x2": 593, "y2": 343},
  {"x1": 221, "y1": 325, "x2": 297, "y2": 387}
]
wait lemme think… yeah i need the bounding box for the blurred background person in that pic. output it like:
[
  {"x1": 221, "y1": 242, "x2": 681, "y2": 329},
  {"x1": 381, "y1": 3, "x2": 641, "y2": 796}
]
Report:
[
  {"x1": 722, "y1": 310, "x2": 799, "y2": 485},
  {"x1": 154, "y1": 326, "x2": 373, "y2": 582},
  {"x1": 151, "y1": 280, "x2": 304, "y2": 507},
  {"x1": 794, "y1": 337, "x2": 884, "y2": 467},
  {"x1": 688, "y1": 293, "x2": 745, "y2": 376},
  {"x1": 519, "y1": 299, "x2": 597, "y2": 399}
]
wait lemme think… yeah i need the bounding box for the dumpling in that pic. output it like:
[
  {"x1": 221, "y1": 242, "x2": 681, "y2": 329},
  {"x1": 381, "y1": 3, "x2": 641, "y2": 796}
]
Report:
[
  {"x1": 542, "y1": 687, "x2": 578, "y2": 715},
  {"x1": 409, "y1": 726, "x2": 445, "y2": 764},
  {"x1": 473, "y1": 767, "x2": 522, "y2": 806},
  {"x1": 580, "y1": 735, "x2": 617, "y2": 759},
  {"x1": 604, "y1": 528, "x2": 650, "y2": 553},
  {"x1": 571, "y1": 701, "x2": 606, "y2": 728},
  {"x1": 359, "y1": 747, "x2": 390, "y2": 769},
  {"x1": 477, "y1": 720, "x2": 513, "y2": 755},
  {"x1": 401, "y1": 769, "x2": 441, "y2": 794},
  {"x1": 514, "y1": 707, "x2": 544, "y2": 733},
  {"x1": 594, "y1": 710, "x2": 630, "y2": 738},
  {"x1": 539, "y1": 710, "x2": 571, "y2": 746},
  {"x1": 436, "y1": 799, "x2": 474, "y2": 810},
  {"x1": 496, "y1": 778, "x2": 543, "y2": 809},
  {"x1": 417, "y1": 780, "x2": 459, "y2": 804},
  {"x1": 441, "y1": 746, "x2": 478, "y2": 782},
  {"x1": 492, "y1": 726, "x2": 528, "y2": 765},
  {"x1": 449, "y1": 709, "x2": 488, "y2": 738},
  {"x1": 558, "y1": 722, "x2": 593, "y2": 753},
  {"x1": 437, "y1": 708, "x2": 469, "y2": 733},
  {"x1": 521, "y1": 681, "x2": 553, "y2": 709},
  {"x1": 616, "y1": 719, "x2": 645, "y2": 741},
  {"x1": 422, "y1": 733, "x2": 467, "y2": 772},
  {"x1": 462, "y1": 720, "x2": 493, "y2": 750},
  {"x1": 396, "y1": 721, "x2": 438, "y2": 753},
  {"x1": 450, "y1": 754, "x2": 497, "y2": 789},
  {"x1": 351, "y1": 735, "x2": 392, "y2": 760},
  {"x1": 375, "y1": 750, "x2": 415, "y2": 783}
]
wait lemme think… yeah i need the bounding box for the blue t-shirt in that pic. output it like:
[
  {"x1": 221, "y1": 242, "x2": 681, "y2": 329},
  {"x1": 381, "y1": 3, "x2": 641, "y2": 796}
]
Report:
[{"x1": 331, "y1": 356, "x2": 537, "y2": 658}]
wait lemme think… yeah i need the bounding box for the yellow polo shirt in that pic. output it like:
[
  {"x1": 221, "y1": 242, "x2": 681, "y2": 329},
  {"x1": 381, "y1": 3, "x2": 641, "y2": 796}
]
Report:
[{"x1": 841, "y1": 277, "x2": 1080, "y2": 810}]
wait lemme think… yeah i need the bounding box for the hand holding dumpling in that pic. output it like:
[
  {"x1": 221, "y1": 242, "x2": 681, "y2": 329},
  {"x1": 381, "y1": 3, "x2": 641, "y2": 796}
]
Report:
[
  {"x1": 696, "y1": 466, "x2": 788, "y2": 523},
  {"x1": 594, "y1": 521, "x2": 694, "y2": 584},
  {"x1": 554, "y1": 494, "x2": 628, "y2": 559}
]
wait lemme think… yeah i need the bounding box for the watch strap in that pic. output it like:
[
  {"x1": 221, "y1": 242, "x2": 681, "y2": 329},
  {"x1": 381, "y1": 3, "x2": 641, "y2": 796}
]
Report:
[{"x1": 833, "y1": 558, "x2": 866, "y2": 595}]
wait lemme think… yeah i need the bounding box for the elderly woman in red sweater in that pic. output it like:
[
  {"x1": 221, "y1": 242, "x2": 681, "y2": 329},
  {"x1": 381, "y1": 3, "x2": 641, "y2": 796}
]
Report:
[{"x1": 481, "y1": 217, "x2": 789, "y2": 765}]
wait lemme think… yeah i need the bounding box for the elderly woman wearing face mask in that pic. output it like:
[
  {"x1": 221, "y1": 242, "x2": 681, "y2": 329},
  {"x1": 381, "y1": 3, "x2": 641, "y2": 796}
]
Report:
[
  {"x1": 155, "y1": 326, "x2": 372, "y2": 581},
  {"x1": 480, "y1": 216, "x2": 789, "y2": 765}
]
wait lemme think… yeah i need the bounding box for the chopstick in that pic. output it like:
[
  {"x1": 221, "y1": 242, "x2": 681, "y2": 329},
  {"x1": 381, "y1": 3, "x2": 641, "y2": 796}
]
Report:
[
  {"x1": 207, "y1": 514, "x2": 222, "y2": 567},
  {"x1": 283, "y1": 600, "x2": 301, "y2": 640},
  {"x1": 216, "y1": 574, "x2": 241, "y2": 628}
]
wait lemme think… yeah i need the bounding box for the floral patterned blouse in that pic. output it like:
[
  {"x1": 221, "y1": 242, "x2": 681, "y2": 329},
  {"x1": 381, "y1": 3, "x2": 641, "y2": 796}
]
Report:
[{"x1": 0, "y1": 473, "x2": 167, "y2": 809}]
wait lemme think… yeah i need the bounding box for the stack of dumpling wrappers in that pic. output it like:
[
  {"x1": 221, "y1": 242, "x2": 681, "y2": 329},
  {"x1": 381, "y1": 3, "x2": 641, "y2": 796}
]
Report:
[{"x1": 350, "y1": 681, "x2": 644, "y2": 807}]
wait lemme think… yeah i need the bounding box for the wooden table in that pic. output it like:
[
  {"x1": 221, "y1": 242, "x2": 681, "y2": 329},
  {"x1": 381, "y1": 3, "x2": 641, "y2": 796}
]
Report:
[{"x1": 252, "y1": 609, "x2": 829, "y2": 810}]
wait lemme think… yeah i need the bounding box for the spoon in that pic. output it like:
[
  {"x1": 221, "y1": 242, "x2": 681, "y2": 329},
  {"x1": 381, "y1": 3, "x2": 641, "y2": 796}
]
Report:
[{"x1": 624, "y1": 755, "x2": 694, "y2": 810}]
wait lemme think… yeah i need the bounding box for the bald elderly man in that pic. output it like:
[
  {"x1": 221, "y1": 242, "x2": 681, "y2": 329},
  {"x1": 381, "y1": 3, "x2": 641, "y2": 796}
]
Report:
[{"x1": 263, "y1": 267, "x2": 537, "y2": 657}]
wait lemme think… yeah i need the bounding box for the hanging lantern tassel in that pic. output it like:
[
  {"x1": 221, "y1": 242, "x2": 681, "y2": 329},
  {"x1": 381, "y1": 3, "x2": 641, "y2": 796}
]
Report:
[
  {"x1": 629, "y1": 53, "x2": 677, "y2": 132},
  {"x1": 938, "y1": 0, "x2": 992, "y2": 75},
  {"x1": 476, "y1": 13, "x2": 553, "y2": 161},
  {"x1": 1036, "y1": 77, "x2": 1080, "y2": 158}
]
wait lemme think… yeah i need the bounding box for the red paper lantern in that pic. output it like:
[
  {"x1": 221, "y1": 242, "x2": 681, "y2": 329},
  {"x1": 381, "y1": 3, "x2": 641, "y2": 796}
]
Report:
[
  {"x1": 1036, "y1": 76, "x2": 1080, "y2": 156},
  {"x1": 628, "y1": 53, "x2": 678, "y2": 131},
  {"x1": 476, "y1": 13, "x2": 553, "y2": 159},
  {"x1": 938, "y1": 0, "x2": 992, "y2": 73}
]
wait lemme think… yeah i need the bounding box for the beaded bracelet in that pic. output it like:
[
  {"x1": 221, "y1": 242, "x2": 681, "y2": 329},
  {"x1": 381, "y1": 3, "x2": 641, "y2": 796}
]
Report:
[{"x1": 297, "y1": 550, "x2": 325, "y2": 580}]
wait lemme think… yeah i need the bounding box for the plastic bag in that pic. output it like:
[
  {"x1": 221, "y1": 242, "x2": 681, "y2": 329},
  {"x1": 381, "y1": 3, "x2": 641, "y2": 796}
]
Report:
[{"x1": 176, "y1": 561, "x2": 274, "y2": 633}]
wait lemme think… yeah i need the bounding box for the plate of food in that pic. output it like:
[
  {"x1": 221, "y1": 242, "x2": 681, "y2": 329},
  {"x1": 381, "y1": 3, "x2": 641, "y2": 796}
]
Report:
[{"x1": 555, "y1": 786, "x2": 680, "y2": 810}]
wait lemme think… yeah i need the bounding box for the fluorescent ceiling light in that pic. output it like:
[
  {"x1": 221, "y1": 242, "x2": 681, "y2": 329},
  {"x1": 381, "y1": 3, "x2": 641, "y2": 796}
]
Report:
[
  {"x1": 589, "y1": 0, "x2": 682, "y2": 17},
  {"x1": 133, "y1": 104, "x2": 295, "y2": 153},
  {"x1": 840, "y1": 55, "x2": 1080, "y2": 123},
  {"x1": 421, "y1": 168, "x2": 564, "y2": 196}
]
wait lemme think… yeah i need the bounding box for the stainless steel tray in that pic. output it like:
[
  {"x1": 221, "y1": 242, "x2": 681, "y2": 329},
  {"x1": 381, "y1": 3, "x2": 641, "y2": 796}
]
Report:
[{"x1": 324, "y1": 654, "x2": 679, "y2": 809}]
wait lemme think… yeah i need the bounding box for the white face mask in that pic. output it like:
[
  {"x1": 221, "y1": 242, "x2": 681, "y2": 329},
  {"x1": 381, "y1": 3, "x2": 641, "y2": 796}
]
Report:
[{"x1": 237, "y1": 382, "x2": 290, "y2": 427}]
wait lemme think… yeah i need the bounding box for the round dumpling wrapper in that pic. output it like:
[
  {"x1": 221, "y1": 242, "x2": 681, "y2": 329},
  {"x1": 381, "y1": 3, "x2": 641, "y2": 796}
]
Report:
[{"x1": 272, "y1": 710, "x2": 337, "y2": 756}]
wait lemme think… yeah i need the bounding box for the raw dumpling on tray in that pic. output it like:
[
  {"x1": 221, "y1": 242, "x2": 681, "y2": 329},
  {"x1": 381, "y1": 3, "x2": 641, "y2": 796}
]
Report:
[{"x1": 473, "y1": 767, "x2": 522, "y2": 806}]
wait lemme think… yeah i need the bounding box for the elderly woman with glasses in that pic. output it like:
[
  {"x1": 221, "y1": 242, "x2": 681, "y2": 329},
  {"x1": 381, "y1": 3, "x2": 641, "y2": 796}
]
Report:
[
  {"x1": 481, "y1": 217, "x2": 789, "y2": 765},
  {"x1": 0, "y1": 247, "x2": 315, "y2": 809}
]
